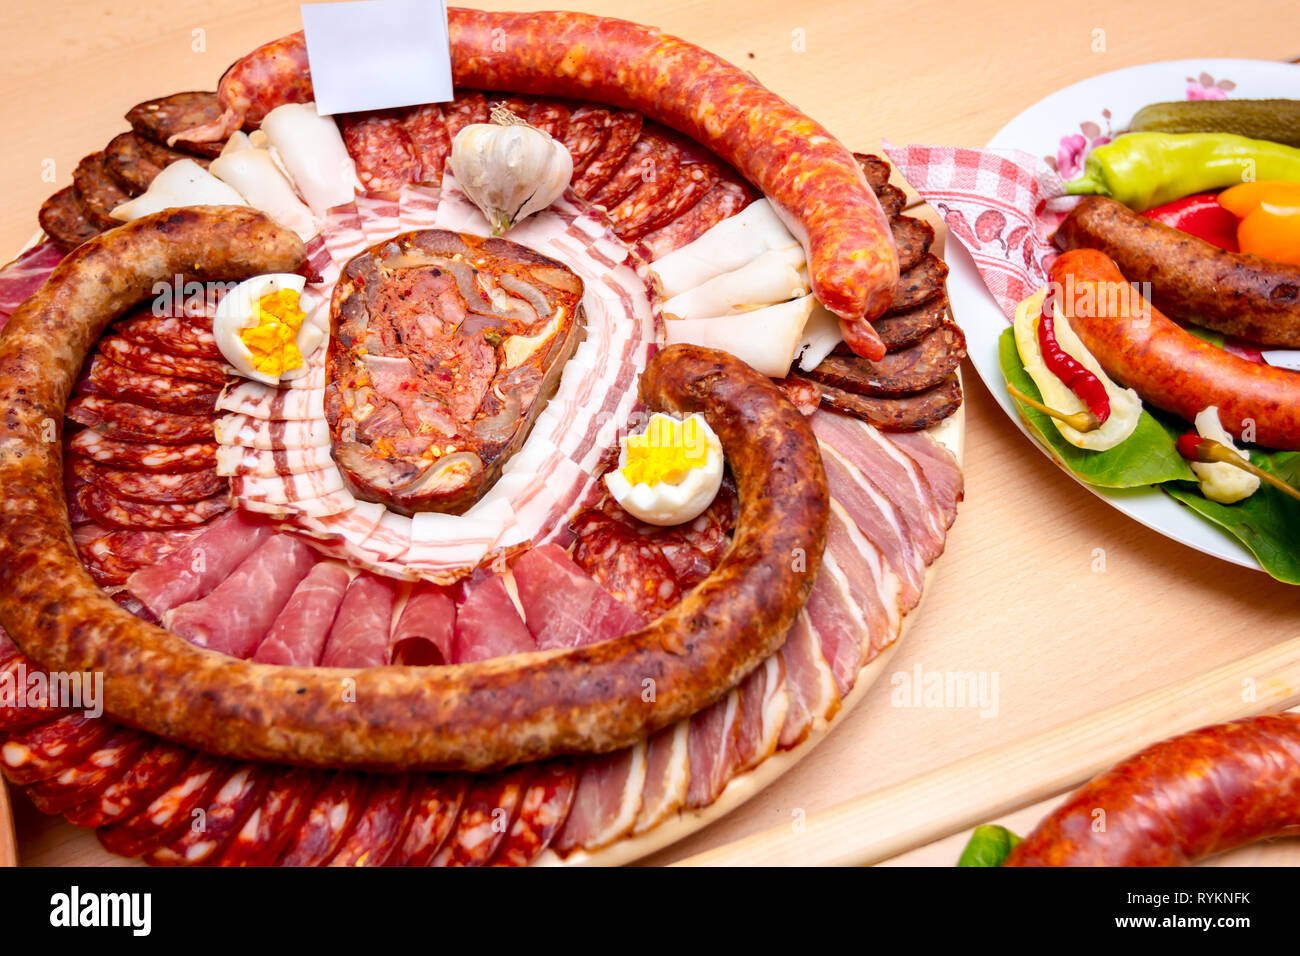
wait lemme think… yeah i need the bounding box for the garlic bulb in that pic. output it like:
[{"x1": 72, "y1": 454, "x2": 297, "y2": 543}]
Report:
[{"x1": 449, "y1": 107, "x2": 573, "y2": 235}]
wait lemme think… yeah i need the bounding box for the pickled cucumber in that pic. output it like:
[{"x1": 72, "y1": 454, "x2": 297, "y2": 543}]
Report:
[{"x1": 1130, "y1": 99, "x2": 1300, "y2": 147}]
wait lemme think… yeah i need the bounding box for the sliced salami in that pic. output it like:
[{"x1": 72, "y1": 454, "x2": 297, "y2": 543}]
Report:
[
  {"x1": 103, "y1": 132, "x2": 158, "y2": 195},
  {"x1": 388, "y1": 775, "x2": 467, "y2": 866},
  {"x1": 875, "y1": 182, "x2": 906, "y2": 221},
  {"x1": 38, "y1": 187, "x2": 101, "y2": 253},
  {"x1": 278, "y1": 771, "x2": 369, "y2": 866},
  {"x1": 612, "y1": 154, "x2": 717, "y2": 241},
  {"x1": 431, "y1": 766, "x2": 530, "y2": 867},
  {"x1": 812, "y1": 374, "x2": 964, "y2": 432},
  {"x1": 326, "y1": 774, "x2": 416, "y2": 867},
  {"x1": 523, "y1": 99, "x2": 570, "y2": 140},
  {"x1": 891, "y1": 216, "x2": 935, "y2": 273},
  {"x1": 144, "y1": 762, "x2": 273, "y2": 866},
  {"x1": 570, "y1": 511, "x2": 681, "y2": 619},
  {"x1": 67, "y1": 395, "x2": 215, "y2": 444},
  {"x1": 63, "y1": 740, "x2": 192, "y2": 828},
  {"x1": 807, "y1": 323, "x2": 966, "y2": 398},
  {"x1": 441, "y1": 91, "x2": 489, "y2": 140},
  {"x1": 77, "y1": 526, "x2": 207, "y2": 586},
  {"x1": 341, "y1": 112, "x2": 421, "y2": 190},
  {"x1": 68, "y1": 429, "x2": 218, "y2": 472},
  {"x1": 133, "y1": 131, "x2": 212, "y2": 171},
  {"x1": 126, "y1": 91, "x2": 226, "y2": 156},
  {"x1": 77, "y1": 483, "x2": 229, "y2": 531},
  {"x1": 400, "y1": 102, "x2": 451, "y2": 183},
  {"x1": 96, "y1": 752, "x2": 230, "y2": 857},
  {"x1": 99, "y1": 334, "x2": 228, "y2": 386},
  {"x1": 489, "y1": 761, "x2": 578, "y2": 866},
  {"x1": 559, "y1": 104, "x2": 610, "y2": 176},
  {"x1": 887, "y1": 254, "x2": 948, "y2": 314},
  {"x1": 1, "y1": 713, "x2": 115, "y2": 786},
  {"x1": 872, "y1": 295, "x2": 948, "y2": 352},
  {"x1": 25, "y1": 728, "x2": 151, "y2": 815},
  {"x1": 72, "y1": 458, "x2": 224, "y2": 503},
  {"x1": 77, "y1": 354, "x2": 220, "y2": 415},
  {"x1": 574, "y1": 110, "x2": 643, "y2": 199},
  {"x1": 640, "y1": 177, "x2": 754, "y2": 260},
  {"x1": 114, "y1": 310, "x2": 222, "y2": 360},
  {"x1": 212, "y1": 766, "x2": 322, "y2": 866},
  {"x1": 598, "y1": 128, "x2": 681, "y2": 229},
  {"x1": 853, "y1": 152, "x2": 892, "y2": 192},
  {"x1": 72, "y1": 152, "x2": 132, "y2": 229}
]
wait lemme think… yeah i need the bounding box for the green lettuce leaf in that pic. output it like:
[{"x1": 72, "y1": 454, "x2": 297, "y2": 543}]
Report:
[{"x1": 997, "y1": 327, "x2": 1195, "y2": 488}]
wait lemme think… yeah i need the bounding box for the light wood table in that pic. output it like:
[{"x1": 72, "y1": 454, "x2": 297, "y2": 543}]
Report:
[{"x1": 3, "y1": 0, "x2": 1299, "y2": 867}]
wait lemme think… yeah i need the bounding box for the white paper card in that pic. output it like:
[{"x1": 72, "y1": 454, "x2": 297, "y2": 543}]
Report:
[{"x1": 301, "y1": 0, "x2": 453, "y2": 116}]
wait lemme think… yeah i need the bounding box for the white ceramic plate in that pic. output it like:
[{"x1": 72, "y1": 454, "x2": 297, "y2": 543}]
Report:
[{"x1": 949, "y1": 58, "x2": 1300, "y2": 572}]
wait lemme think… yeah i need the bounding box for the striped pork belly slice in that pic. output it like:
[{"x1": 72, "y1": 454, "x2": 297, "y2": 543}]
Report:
[
  {"x1": 453, "y1": 573, "x2": 535, "y2": 663},
  {"x1": 326, "y1": 221, "x2": 585, "y2": 516},
  {"x1": 352, "y1": 189, "x2": 404, "y2": 246},
  {"x1": 164, "y1": 534, "x2": 317, "y2": 658},
  {"x1": 213, "y1": 766, "x2": 322, "y2": 866},
  {"x1": 144, "y1": 762, "x2": 273, "y2": 866},
  {"x1": 398, "y1": 184, "x2": 442, "y2": 232},
  {"x1": 632, "y1": 720, "x2": 690, "y2": 835},
  {"x1": 319, "y1": 573, "x2": 400, "y2": 667},
  {"x1": 126, "y1": 510, "x2": 274, "y2": 617},
  {"x1": 278, "y1": 771, "x2": 369, "y2": 866},
  {"x1": 325, "y1": 772, "x2": 417, "y2": 867},
  {"x1": 431, "y1": 766, "x2": 531, "y2": 867},
  {"x1": 489, "y1": 760, "x2": 579, "y2": 866},
  {"x1": 819, "y1": 445, "x2": 922, "y2": 610},
  {"x1": 321, "y1": 201, "x2": 370, "y2": 267},
  {"x1": 513, "y1": 543, "x2": 643, "y2": 650},
  {"x1": 885, "y1": 430, "x2": 964, "y2": 530},
  {"x1": 216, "y1": 381, "x2": 325, "y2": 420},
  {"x1": 811, "y1": 411, "x2": 947, "y2": 564},
  {"x1": 253, "y1": 562, "x2": 352, "y2": 666},
  {"x1": 550, "y1": 739, "x2": 648, "y2": 856},
  {"x1": 389, "y1": 580, "x2": 456, "y2": 665},
  {"x1": 684, "y1": 689, "x2": 742, "y2": 810},
  {"x1": 214, "y1": 415, "x2": 331, "y2": 450},
  {"x1": 216, "y1": 443, "x2": 336, "y2": 477},
  {"x1": 777, "y1": 610, "x2": 841, "y2": 750},
  {"x1": 387, "y1": 774, "x2": 467, "y2": 866}
]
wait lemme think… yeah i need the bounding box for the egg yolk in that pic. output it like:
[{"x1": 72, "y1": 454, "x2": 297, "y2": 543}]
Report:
[
  {"x1": 239, "y1": 288, "x2": 307, "y2": 376},
  {"x1": 622, "y1": 416, "x2": 709, "y2": 486}
]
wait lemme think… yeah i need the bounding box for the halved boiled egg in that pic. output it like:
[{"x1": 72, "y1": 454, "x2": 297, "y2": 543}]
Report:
[
  {"x1": 213, "y1": 273, "x2": 322, "y2": 385},
  {"x1": 605, "y1": 413, "x2": 724, "y2": 526}
]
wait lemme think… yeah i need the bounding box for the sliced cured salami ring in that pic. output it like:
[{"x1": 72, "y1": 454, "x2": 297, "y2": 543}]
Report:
[
  {"x1": 887, "y1": 253, "x2": 949, "y2": 314},
  {"x1": 76, "y1": 526, "x2": 208, "y2": 586},
  {"x1": 76, "y1": 483, "x2": 230, "y2": 530},
  {"x1": 523, "y1": 98, "x2": 570, "y2": 140},
  {"x1": 38, "y1": 187, "x2": 101, "y2": 252},
  {"x1": 325, "y1": 773, "x2": 416, "y2": 867},
  {"x1": 144, "y1": 762, "x2": 273, "y2": 866},
  {"x1": 103, "y1": 132, "x2": 158, "y2": 195},
  {"x1": 278, "y1": 771, "x2": 369, "y2": 866},
  {"x1": 874, "y1": 182, "x2": 906, "y2": 222},
  {"x1": 399, "y1": 102, "x2": 451, "y2": 183},
  {"x1": 570, "y1": 510, "x2": 682, "y2": 620},
  {"x1": 891, "y1": 216, "x2": 935, "y2": 273},
  {"x1": 871, "y1": 294, "x2": 948, "y2": 352},
  {"x1": 811, "y1": 374, "x2": 963, "y2": 431},
  {"x1": 99, "y1": 334, "x2": 229, "y2": 386},
  {"x1": 212, "y1": 766, "x2": 321, "y2": 866},
  {"x1": 560, "y1": 104, "x2": 610, "y2": 176},
  {"x1": 0, "y1": 650, "x2": 68, "y2": 733},
  {"x1": 72, "y1": 458, "x2": 225, "y2": 504},
  {"x1": 489, "y1": 761, "x2": 578, "y2": 866},
  {"x1": 441, "y1": 91, "x2": 489, "y2": 141},
  {"x1": 126, "y1": 91, "x2": 226, "y2": 157},
  {"x1": 387, "y1": 775, "x2": 467, "y2": 866},
  {"x1": 575, "y1": 110, "x2": 644, "y2": 199},
  {"x1": 1, "y1": 713, "x2": 115, "y2": 785},
  {"x1": 340, "y1": 112, "x2": 421, "y2": 191},
  {"x1": 67, "y1": 395, "x2": 216, "y2": 444},
  {"x1": 114, "y1": 310, "x2": 222, "y2": 360},
  {"x1": 77, "y1": 354, "x2": 220, "y2": 416},
  {"x1": 24, "y1": 728, "x2": 150, "y2": 815},
  {"x1": 62, "y1": 739, "x2": 190, "y2": 828},
  {"x1": 431, "y1": 766, "x2": 531, "y2": 867},
  {"x1": 73, "y1": 152, "x2": 133, "y2": 230},
  {"x1": 96, "y1": 751, "x2": 230, "y2": 857},
  {"x1": 610, "y1": 133, "x2": 719, "y2": 241},
  {"x1": 639, "y1": 176, "x2": 754, "y2": 260},
  {"x1": 602, "y1": 130, "x2": 682, "y2": 234},
  {"x1": 807, "y1": 322, "x2": 965, "y2": 397},
  {"x1": 853, "y1": 152, "x2": 892, "y2": 192}
]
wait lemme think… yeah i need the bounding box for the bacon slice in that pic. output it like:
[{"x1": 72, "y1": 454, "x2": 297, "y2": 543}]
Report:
[
  {"x1": 684, "y1": 689, "x2": 742, "y2": 809},
  {"x1": 886, "y1": 430, "x2": 964, "y2": 530}
]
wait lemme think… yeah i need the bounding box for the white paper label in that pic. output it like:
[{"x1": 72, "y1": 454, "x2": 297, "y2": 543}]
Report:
[{"x1": 301, "y1": 0, "x2": 453, "y2": 116}]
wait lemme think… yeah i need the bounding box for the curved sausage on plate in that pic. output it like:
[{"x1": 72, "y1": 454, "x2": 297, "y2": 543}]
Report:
[
  {"x1": 1007, "y1": 714, "x2": 1300, "y2": 866},
  {"x1": 178, "y1": 12, "x2": 898, "y2": 358},
  {"x1": 0, "y1": 216, "x2": 828, "y2": 774}
]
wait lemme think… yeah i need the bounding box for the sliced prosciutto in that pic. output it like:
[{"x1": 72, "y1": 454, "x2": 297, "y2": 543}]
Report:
[
  {"x1": 633, "y1": 721, "x2": 690, "y2": 835},
  {"x1": 253, "y1": 562, "x2": 352, "y2": 666},
  {"x1": 886, "y1": 430, "x2": 964, "y2": 529},
  {"x1": 165, "y1": 534, "x2": 316, "y2": 658},
  {"x1": 550, "y1": 740, "x2": 647, "y2": 856},
  {"x1": 389, "y1": 581, "x2": 456, "y2": 665},
  {"x1": 513, "y1": 543, "x2": 643, "y2": 650},
  {"x1": 684, "y1": 689, "x2": 742, "y2": 809},
  {"x1": 126, "y1": 511, "x2": 273, "y2": 618},
  {"x1": 777, "y1": 610, "x2": 840, "y2": 750},
  {"x1": 453, "y1": 573, "x2": 535, "y2": 663},
  {"x1": 320, "y1": 574, "x2": 399, "y2": 668}
]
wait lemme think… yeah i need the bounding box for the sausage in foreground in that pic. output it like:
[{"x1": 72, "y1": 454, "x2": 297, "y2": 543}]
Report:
[
  {"x1": 1006, "y1": 714, "x2": 1300, "y2": 866},
  {"x1": 0, "y1": 214, "x2": 828, "y2": 769}
]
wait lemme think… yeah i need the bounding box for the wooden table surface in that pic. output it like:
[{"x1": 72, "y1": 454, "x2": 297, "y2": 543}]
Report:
[{"x1": 4, "y1": 0, "x2": 1300, "y2": 867}]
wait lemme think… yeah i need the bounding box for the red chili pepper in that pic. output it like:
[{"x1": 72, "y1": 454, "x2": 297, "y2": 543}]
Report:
[
  {"x1": 1176, "y1": 432, "x2": 1206, "y2": 461},
  {"x1": 1143, "y1": 193, "x2": 1240, "y2": 252},
  {"x1": 1036, "y1": 306, "x2": 1111, "y2": 425}
]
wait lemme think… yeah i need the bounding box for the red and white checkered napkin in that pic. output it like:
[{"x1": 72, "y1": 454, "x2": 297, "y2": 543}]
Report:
[{"x1": 882, "y1": 141, "x2": 1079, "y2": 321}]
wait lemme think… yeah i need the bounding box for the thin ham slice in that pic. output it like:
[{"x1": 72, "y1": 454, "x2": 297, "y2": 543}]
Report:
[
  {"x1": 685, "y1": 688, "x2": 742, "y2": 809},
  {"x1": 253, "y1": 562, "x2": 352, "y2": 666},
  {"x1": 732, "y1": 657, "x2": 787, "y2": 774},
  {"x1": 632, "y1": 721, "x2": 690, "y2": 835},
  {"x1": 453, "y1": 573, "x2": 534, "y2": 663},
  {"x1": 886, "y1": 430, "x2": 964, "y2": 530},
  {"x1": 127, "y1": 511, "x2": 273, "y2": 618},
  {"x1": 550, "y1": 740, "x2": 647, "y2": 856},
  {"x1": 825, "y1": 501, "x2": 900, "y2": 650},
  {"x1": 513, "y1": 543, "x2": 643, "y2": 650},
  {"x1": 0, "y1": 240, "x2": 62, "y2": 323},
  {"x1": 777, "y1": 610, "x2": 840, "y2": 750},
  {"x1": 165, "y1": 534, "x2": 316, "y2": 658},
  {"x1": 802, "y1": 554, "x2": 871, "y2": 698},
  {"x1": 389, "y1": 581, "x2": 456, "y2": 665},
  {"x1": 320, "y1": 574, "x2": 400, "y2": 667}
]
